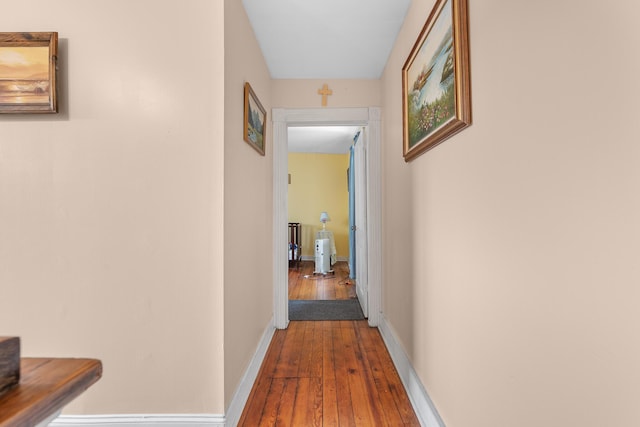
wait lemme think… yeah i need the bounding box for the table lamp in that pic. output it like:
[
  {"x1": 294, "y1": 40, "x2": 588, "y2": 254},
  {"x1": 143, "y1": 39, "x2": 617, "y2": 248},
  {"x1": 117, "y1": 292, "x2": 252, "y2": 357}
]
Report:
[{"x1": 319, "y1": 211, "x2": 330, "y2": 230}]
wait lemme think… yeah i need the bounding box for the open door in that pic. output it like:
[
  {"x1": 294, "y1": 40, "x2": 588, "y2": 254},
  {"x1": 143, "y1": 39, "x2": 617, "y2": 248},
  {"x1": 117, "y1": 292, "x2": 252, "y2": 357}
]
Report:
[
  {"x1": 349, "y1": 144, "x2": 356, "y2": 279},
  {"x1": 353, "y1": 128, "x2": 368, "y2": 317}
]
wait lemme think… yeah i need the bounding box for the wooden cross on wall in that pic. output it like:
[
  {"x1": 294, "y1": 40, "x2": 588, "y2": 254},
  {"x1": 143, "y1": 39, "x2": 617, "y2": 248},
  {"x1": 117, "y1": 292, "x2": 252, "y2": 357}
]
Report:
[{"x1": 317, "y1": 84, "x2": 332, "y2": 107}]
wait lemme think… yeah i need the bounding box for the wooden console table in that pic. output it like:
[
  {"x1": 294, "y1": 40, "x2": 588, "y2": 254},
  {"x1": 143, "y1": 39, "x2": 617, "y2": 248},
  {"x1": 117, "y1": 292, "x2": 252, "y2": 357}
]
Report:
[{"x1": 0, "y1": 358, "x2": 102, "y2": 427}]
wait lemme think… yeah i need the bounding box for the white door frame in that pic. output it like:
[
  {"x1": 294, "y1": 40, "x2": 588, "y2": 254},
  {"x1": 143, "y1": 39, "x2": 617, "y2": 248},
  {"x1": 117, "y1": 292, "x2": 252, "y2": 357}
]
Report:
[{"x1": 272, "y1": 107, "x2": 382, "y2": 329}]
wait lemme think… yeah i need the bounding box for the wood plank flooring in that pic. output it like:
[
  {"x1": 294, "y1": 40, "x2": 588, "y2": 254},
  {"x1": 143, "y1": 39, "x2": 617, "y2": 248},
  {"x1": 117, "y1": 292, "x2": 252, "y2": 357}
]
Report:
[
  {"x1": 239, "y1": 263, "x2": 421, "y2": 426},
  {"x1": 239, "y1": 321, "x2": 420, "y2": 426},
  {"x1": 289, "y1": 261, "x2": 357, "y2": 300}
]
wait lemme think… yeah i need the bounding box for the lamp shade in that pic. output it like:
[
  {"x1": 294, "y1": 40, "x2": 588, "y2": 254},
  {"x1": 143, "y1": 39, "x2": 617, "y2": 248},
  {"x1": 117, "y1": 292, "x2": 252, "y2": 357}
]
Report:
[{"x1": 319, "y1": 211, "x2": 331, "y2": 223}]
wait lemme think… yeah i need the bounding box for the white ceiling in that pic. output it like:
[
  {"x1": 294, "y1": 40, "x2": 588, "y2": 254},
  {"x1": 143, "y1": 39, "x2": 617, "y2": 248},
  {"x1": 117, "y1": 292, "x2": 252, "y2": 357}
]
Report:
[
  {"x1": 243, "y1": 0, "x2": 410, "y2": 153},
  {"x1": 288, "y1": 126, "x2": 360, "y2": 154},
  {"x1": 242, "y1": 0, "x2": 411, "y2": 79}
]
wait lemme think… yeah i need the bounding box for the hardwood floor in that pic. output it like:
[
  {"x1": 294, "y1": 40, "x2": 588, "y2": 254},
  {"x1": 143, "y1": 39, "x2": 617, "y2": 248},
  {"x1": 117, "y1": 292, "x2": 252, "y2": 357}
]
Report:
[
  {"x1": 238, "y1": 320, "x2": 420, "y2": 426},
  {"x1": 238, "y1": 263, "x2": 421, "y2": 426},
  {"x1": 289, "y1": 261, "x2": 357, "y2": 300}
]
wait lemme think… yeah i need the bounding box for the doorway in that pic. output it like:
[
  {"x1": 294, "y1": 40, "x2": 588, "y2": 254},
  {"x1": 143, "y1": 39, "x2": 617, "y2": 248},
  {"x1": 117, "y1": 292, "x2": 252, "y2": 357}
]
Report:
[
  {"x1": 287, "y1": 126, "x2": 361, "y2": 320},
  {"x1": 272, "y1": 107, "x2": 382, "y2": 329},
  {"x1": 287, "y1": 125, "x2": 356, "y2": 273}
]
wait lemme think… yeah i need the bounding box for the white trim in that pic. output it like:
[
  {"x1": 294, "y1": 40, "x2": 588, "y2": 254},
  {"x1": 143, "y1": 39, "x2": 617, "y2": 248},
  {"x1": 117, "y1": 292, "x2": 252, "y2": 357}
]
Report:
[
  {"x1": 354, "y1": 128, "x2": 368, "y2": 317},
  {"x1": 364, "y1": 107, "x2": 381, "y2": 326},
  {"x1": 225, "y1": 319, "x2": 276, "y2": 426},
  {"x1": 273, "y1": 107, "x2": 372, "y2": 124},
  {"x1": 273, "y1": 115, "x2": 290, "y2": 329},
  {"x1": 38, "y1": 410, "x2": 61, "y2": 427},
  {"x1": 50, "y1": 320, "x2": 442, "y2": 427},
  {"x1": 50, "y1": 321, "x2": 276, "y2": 427},
  {"x1": 272, "y1": 107, "x2": 382, "y2": 328},
  {"x1": 49, "y1": 414, "x2": 225, "y2": 427},
  {"x1": 378, "y1": 315, "x2": 446, "y2": 427}
]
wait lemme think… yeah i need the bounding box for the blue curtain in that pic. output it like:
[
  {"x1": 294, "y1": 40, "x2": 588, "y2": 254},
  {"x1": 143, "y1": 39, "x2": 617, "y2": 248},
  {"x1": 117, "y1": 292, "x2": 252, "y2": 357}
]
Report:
[{"x1": 348, "y1": 137, "x2": 357, "y2": 279}]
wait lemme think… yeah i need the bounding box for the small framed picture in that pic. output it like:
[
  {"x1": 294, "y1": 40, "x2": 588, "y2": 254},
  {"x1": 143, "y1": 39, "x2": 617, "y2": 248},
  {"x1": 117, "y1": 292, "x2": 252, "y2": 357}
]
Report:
[
  {"x1": 243, "y1": 82, "x2": 266, "y2": 156},
  {"x1": 0, "y1": 32, "x2": 58, "y2": 114}
]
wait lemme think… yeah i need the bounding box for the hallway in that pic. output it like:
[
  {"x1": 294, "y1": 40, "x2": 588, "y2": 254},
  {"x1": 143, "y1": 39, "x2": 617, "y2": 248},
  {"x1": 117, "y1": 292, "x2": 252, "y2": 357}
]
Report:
[{"x1": 238, "y1": 262, "x2": 420, "y2": 426}]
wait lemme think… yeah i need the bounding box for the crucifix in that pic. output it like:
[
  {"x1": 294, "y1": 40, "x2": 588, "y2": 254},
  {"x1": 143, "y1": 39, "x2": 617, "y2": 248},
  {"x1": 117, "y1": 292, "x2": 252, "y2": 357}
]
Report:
[{"x1": 317, "y1": 84, "x2": 332, "y2": 107}]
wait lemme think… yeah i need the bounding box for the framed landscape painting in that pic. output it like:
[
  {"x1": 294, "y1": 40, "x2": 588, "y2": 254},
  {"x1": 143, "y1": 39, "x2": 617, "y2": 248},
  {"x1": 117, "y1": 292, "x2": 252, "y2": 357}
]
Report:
[
  {"x1": 243, "y1": 82, "x2": 266, "y2": 156},
  {"x1": 402, "y1": 0, "x2": 471, "y2": 161},
  {"x1": 0, "y1": 32, "x2": 58, "y2": 114}
]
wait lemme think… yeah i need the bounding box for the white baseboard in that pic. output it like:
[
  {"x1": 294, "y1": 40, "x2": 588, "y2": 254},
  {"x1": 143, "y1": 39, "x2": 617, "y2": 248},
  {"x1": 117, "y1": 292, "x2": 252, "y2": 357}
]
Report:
[
  {"x1": 50, "y1": 319, "x2": 276, "y2": 427},
  {"x1": 49, "y1": 414, "x2": 225, "y2": 427},
  {"x1": 378, "y1": 315, "x2": 446, "y2": 427},
  {"x1": 50, "y1": 319, "x2": 436, "y2": 427},
  {"x1": 224, "y1": 318, "x2": 276, "y2": 426}
]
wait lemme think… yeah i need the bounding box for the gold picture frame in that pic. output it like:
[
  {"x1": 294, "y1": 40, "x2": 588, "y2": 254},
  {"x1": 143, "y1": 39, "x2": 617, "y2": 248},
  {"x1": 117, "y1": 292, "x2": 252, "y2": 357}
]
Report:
[
  {"x1": 402, "y1": 0, "x2": 471, "y2": 161},
  {"x1": 243, "y1": 82, "x2": 266, "y2": 156},
  {"x1": 0, "y1": 32, "x2": 58, "y2": 114}
]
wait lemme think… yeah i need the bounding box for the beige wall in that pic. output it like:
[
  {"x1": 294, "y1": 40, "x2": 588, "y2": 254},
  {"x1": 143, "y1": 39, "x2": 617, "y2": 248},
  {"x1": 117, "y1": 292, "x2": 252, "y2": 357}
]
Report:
[
  {"x1": 0, "y1": 0, "x2": 225, "y2": 414},
  {"x1": 381, "y1": 1, "x2": 640, "y2": 426},
  {"x1": 223, "y1": 0, "x2": 274, "y2": 411},
  {"x1": 288, "y1": 153, "x2": 350, "y2": 258},
  {"x1": 272, "y1": 79, "x2": 381, "y2": 108},
  {"x1": 4, "y1": 1, "x2": 637, "y2": 424}
]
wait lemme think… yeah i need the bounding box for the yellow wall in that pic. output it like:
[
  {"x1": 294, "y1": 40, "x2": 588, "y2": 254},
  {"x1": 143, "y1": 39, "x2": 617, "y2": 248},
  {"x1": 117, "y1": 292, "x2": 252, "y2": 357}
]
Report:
[{"x1": 288, "y1": 153, "x2": 350, "y2": 259}]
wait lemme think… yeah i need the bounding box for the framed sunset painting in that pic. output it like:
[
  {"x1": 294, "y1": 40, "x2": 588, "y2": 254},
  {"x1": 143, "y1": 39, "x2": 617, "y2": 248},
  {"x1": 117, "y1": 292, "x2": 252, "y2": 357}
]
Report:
[
  {"x1": 402, "y1": 0, "x2": 471, "y2": 161},
  {"x1": 0, "y1": 32, "x2": 58, "y2": 113}
]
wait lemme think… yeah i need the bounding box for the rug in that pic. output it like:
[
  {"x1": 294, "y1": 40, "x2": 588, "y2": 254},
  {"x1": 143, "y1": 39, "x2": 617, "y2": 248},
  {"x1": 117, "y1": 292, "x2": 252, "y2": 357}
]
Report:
[{"x1": 289, "y1": 299, "x2": 365, "y2": 321}]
